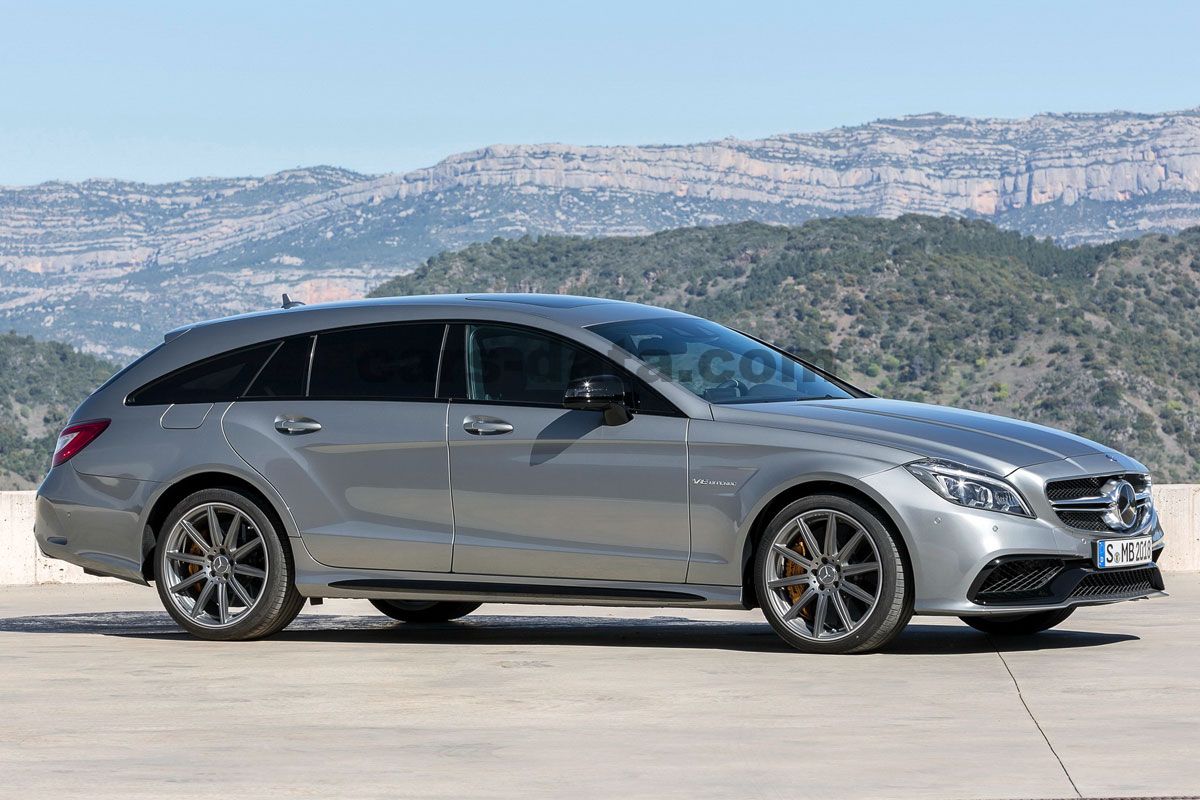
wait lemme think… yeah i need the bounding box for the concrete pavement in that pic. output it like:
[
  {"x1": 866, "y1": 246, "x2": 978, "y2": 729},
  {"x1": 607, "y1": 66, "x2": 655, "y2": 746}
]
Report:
[{"x1": 1, "y1": 578, "x2": 1197, "y2": 800}]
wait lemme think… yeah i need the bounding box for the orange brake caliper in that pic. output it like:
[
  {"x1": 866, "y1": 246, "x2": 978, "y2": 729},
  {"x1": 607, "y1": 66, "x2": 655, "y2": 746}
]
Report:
[{"x1": 782, "y1": 537, "x2": 812, "y2": 620}]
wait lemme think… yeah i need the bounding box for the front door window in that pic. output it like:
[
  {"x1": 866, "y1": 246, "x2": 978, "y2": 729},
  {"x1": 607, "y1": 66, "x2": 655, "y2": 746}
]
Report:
[{"x1": 465, "y1": 324, "x2": 613, "y2": 405}]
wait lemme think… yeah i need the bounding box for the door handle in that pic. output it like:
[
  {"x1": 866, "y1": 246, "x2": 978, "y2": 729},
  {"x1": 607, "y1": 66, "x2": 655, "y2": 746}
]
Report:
[
  {"x1": 274, "y1": 415, "x2": 322, "y2": 435},
  {"x1": 463, "y1": 415, "x2": 514, "y2": 436}
]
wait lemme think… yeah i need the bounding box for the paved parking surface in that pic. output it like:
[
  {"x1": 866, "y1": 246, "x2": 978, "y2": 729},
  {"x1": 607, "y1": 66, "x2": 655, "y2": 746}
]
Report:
[{"x1": 1, "y1": 577, "x2": 1197, "y2": 800}]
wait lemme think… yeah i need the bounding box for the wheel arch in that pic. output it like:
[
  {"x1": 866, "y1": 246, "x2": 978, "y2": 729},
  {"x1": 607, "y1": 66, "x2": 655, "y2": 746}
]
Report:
[
  {"x1": 139, "y1": 468, "x2": 296, "y2": 581},
  {"x1": 737, "y1": 476, "x2": 915, "y2": 609}
]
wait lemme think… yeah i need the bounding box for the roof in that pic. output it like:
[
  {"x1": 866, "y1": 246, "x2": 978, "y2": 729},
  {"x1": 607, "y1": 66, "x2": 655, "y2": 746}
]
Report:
[{"x1": 164, "y1": 293, "x2": 689, "y2": 342}]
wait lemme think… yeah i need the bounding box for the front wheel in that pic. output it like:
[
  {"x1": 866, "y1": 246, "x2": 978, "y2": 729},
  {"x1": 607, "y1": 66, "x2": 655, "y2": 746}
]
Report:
[
  {"x1": 755, "y1": 494, "x2": 912, "y2": 654},
  {"x1": 959, "y1": 607, "x2": 1075, "y2": 635},
  {"x1": 370, "y1": 599, "x2": 482, "y2": 623},
  {"x1": 154, "y1": 488, "x2": 304, "y2": 641}
]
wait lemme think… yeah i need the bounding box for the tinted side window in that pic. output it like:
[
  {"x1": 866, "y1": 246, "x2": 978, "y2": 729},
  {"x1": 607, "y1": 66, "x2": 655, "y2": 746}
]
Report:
[
  {"x1": 244, "y1": 336, "x2": 312, "y2": 398},
  {"x1": 309, "y1": 323, "x2": 445, "y2": 400},
  {"x1": 127, "y1": 343, "x2": 276, "y2": 406},
  {"x1": 464, "y1": 324, "x2": 677, "y2": 414}
]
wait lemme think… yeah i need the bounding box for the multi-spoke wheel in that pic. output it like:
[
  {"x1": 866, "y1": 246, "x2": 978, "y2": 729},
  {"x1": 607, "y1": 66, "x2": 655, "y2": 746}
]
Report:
[
  {"x1": 154, "y1": 488, "x2": 304, "y2": 640},
  {"x1": 370, "y1": 599, "x2": 482, "y2": 623},
  {"x1": 755, "y1": 494, "x2": 912, "y2": 654}
]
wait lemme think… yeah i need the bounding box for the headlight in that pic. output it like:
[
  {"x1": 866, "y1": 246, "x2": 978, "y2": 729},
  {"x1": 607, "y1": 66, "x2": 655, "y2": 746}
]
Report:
[{"x1": 904, "y1": 459, "x2": 1033, "y2": 517}]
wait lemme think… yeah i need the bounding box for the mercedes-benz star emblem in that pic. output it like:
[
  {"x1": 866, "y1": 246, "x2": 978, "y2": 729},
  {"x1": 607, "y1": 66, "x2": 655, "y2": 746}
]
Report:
[
  {"x1": 211, "y1": 554, "x2": 232, "y2": 579},
  {"x1": 816, "y1": 564, "x2": 838, "y2": 585},
  {"x1": 1101, "y1": 479, "x2": 1139, "y2": 531}
]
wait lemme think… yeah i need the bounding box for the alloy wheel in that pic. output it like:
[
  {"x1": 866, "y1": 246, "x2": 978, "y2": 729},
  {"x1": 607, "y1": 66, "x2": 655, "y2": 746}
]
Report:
[
  {"x1": 762, "y1": 508, "x2": 883, "y2": 642},
  {"x1": 160, "y1": 501, "x2": 270, "y2": 628}
]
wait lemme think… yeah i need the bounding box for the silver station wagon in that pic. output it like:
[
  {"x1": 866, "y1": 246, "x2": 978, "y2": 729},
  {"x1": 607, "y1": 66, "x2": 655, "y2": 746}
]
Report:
[{"x1": 35, "y1": 294, "x2": 1166, "y2": 653}]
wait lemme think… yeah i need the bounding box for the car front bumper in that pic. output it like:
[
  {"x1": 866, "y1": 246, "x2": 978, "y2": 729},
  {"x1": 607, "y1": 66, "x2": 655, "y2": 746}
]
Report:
[{"x1": 862, "y1": 464, "x2": 1167, "y2": 616}]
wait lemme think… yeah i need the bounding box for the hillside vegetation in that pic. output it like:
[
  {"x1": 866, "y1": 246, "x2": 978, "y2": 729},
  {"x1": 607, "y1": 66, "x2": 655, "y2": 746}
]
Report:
[
  {"x1": 372, "y1": 215, "x2": 1200, "y2": 481},
  {"x1": 0, "y1": 334, "x2": 115, "y2": 488}
]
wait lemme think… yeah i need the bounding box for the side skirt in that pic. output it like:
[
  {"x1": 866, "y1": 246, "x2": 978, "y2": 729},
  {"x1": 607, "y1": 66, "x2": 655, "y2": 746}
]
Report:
[{"x1": 298, "y1": 573, "x2": 746, "y2": 609}]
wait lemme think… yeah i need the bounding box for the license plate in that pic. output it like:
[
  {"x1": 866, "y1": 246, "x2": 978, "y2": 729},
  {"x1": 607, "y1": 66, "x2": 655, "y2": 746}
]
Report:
[{"x1": 1095, "y1": 536, "x2": 1153, "y2": 568}]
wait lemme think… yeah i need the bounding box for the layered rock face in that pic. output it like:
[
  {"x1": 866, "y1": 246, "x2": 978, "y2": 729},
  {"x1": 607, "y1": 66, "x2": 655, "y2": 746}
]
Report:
[
  {"x1": 3, "y1": 109, "x2": 1200, "y2": 357},
  {"x1": 419, "y1": 110, "x2": 1200, "y2": 231}
]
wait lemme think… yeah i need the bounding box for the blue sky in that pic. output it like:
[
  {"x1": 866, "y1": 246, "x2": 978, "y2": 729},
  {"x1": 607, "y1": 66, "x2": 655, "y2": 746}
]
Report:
[{"x1": 2, "y1": 0, "x2": 1198, "y2": 185}]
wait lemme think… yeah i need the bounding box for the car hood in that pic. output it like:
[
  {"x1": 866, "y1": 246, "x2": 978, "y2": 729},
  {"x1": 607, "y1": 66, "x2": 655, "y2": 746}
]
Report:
[{"x1": 710, "y1": 397, "x2": 1125, "y2": 476}]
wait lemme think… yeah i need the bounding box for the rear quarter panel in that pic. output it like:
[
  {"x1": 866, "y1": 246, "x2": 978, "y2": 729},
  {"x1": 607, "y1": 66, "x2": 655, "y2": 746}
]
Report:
[{"x1": 64, "y1": 399, "x2": 301, "y2": 540}]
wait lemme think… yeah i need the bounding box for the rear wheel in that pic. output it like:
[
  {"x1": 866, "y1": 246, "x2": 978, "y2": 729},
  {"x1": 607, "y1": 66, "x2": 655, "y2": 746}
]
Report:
[
  {"x1": 370, "y1": 599, "x2": 482, "y2": 623},
  {"x1": 959, "y1": 607, "x2": 1075, "y2": 635},
  {"x1": 154, "y1": 488, "x2": 304, "y2": 640},
  {"x1": 754, "y1": 494, "x2": 912, "y2": 654}
]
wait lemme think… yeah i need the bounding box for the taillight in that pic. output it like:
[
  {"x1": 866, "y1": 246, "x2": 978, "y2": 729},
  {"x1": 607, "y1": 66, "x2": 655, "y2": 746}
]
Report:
[{"x1": 52, "y1": 419, "x2": 110, "y2": 467}]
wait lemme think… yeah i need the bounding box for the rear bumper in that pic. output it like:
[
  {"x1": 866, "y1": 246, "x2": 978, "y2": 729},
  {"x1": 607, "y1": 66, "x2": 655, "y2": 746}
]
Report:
[{"x1": 34, "y1": 465, "x2": 157, "y2": 585}]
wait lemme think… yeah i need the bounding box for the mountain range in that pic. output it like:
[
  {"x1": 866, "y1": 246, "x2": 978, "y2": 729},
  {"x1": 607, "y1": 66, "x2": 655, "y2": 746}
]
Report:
[{"x1": 5, "y1": 108, "x2": 1200, "y2": 359}]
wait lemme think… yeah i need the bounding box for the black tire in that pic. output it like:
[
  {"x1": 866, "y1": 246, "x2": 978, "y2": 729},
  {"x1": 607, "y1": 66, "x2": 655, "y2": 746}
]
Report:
[
  {"x1": 370, "y1": 599, "x2": 482, "y2": 623},
  {"x1": 959, "y1": 607, "x2": 1075, "y2": 635},
  {"x1": 754, "y1": 494, "x2": 912, "y2": 654},
  {"x1": 154, "y1": 488, "x2": 305, "y2": 641}
]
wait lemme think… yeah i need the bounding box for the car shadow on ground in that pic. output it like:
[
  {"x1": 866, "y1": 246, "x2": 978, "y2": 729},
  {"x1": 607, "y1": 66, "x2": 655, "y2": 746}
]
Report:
[{"x1": 0, "y1": 611, "x2": 1139, "y2": 655}]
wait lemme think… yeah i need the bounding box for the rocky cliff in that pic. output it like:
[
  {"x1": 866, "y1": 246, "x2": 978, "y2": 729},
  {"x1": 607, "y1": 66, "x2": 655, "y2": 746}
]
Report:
[{"x1": 4, "y1": 109, "x2": 1200, "y2": 357}]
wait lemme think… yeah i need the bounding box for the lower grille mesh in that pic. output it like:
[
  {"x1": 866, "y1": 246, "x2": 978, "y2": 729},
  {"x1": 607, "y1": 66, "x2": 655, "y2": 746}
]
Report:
[{"x1": 1070, "y1": 568, "x2": 1157, "y2": 599}]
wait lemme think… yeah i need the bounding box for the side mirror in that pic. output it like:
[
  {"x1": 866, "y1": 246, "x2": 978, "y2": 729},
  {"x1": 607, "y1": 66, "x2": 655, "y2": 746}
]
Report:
[{"x1": 563, "y1": 374, "x2": 633, "y2": 426}]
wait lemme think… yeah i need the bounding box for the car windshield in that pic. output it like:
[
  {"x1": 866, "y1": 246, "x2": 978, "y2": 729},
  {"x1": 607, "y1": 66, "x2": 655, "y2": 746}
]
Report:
[{"x1": 590, "y1": 317, "x2": 858, "y2": 404}]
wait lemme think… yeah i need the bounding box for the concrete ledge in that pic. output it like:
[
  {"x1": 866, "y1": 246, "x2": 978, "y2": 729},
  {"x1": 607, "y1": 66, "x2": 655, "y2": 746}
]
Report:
[
  {"x1": 3, "y1": 485, "x2": 1199, "y2": 586},
  {"x1": 1150, "y1": 484, "x2": 1200, "y2": 572}
]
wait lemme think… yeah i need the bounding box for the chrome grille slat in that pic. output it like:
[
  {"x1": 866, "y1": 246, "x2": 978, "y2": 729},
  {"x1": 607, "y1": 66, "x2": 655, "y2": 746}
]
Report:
[
  {"x1": 1050, "y1": 496, "x2": 1107, "y2": 507},
  {"x1": 1051, "y1": 492, "x2": 1152, "y2": 508}
]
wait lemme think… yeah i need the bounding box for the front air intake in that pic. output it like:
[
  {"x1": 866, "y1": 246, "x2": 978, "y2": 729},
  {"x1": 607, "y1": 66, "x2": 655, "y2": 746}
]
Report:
[
  {"x1": 1070, "y1": 568, "x2": 1159, "y2": 599},
  {"x1": 971, "y1": 559, "x2": 1063, "y2": 603}
]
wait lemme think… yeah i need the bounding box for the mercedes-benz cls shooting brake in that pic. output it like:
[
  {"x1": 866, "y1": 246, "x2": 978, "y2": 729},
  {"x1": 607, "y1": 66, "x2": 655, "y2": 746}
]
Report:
[{"x1": 36, "y1": 294, "x2": 1167, "y2": 653}]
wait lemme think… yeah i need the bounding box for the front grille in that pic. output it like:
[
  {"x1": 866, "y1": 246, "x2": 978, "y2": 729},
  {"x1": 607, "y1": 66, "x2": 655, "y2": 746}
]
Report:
[
  {"x1": 1070, "y1": 567, "x2": 1158, "y2": 599},
  {"x1": 974, "y1": 559, "x2": 1063, "y2": 603},
  {"x1": 1045, "y1": 472, "x2": 1152, "y2": 533}
]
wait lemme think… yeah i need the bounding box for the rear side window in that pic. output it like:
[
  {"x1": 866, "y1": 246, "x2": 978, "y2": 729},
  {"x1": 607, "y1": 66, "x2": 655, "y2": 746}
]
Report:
[
  {"x1": 309, "y1": 323, "x2": 445, "y2": 400},
  {"x1": 244, "y1": 336, "x2": 312, "y2": 398},
  {"x1": 127, "y1": 343, "x2": 276, "y2": 406}
]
